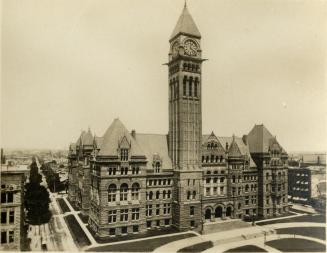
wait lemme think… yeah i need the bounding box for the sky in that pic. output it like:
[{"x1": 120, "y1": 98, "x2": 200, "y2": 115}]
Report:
[{"x1": 1, "y1": 0, "x2": 326, "y2": 152}]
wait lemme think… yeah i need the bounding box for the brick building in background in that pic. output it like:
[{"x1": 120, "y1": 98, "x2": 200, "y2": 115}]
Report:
[
  {"x1": 67, "y1": 4, "x2": 289, "y2": 238},
  {"x1": 0, "y1": 160, "x2": 28, "y2": 251}
]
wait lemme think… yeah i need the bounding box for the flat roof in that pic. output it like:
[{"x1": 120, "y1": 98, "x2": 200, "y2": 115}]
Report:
[{"x1": 1, "y1": 164, "x2": 29, "y2": 174}]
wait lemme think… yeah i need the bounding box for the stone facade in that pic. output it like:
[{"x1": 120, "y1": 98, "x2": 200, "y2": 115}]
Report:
[
  {"x1": 0, "y1": 169, "x2": 27, "y2": 251},
  {"x1": 67, "y1": 4, "x2": 289, "y2": 238}
]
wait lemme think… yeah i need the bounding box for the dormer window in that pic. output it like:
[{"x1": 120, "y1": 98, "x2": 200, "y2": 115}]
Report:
[
  {"x1": 155, "y1": 162, "x2": 161, "y2": 173},
  {"x1": 121, "y1": 149, "x2": 128, "y2": 161}
]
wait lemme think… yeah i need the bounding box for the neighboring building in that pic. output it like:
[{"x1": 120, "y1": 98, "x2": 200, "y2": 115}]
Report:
[
  {"x1": 67, "y1": 4, "x2": 289, "y2": 238},
  {"x1": 0, "y1": 164, "x2": 28, "y2": 251},
  {"x1": 288, "y1": 167, "x2": 311, "y2": 203}
]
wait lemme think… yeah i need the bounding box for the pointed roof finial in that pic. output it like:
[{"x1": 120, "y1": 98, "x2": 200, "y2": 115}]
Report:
[{"x1": 184, "y1": 0, "x2": 187, "y2": 8}]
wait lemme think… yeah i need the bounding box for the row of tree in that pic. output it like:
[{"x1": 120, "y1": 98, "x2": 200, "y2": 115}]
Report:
[
  {"x1": 40, "y1": 162, "x2": 66, "y2": 193},
  {"x1": 24, "y1": 159, "x2": 52, "y2": 225}
]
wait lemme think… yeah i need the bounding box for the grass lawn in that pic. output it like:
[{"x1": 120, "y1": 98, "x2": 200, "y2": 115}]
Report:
[
  {"x1": 78, "y1": 213, "x2": 89, "y2": 224},
  {"x1": 225, "y1": 245, "x2": 267, "y2": 252},
  {"x1": 86, "y1": 233, "x2": 196, "y2": 252},
  {"x1": 177, "y1": 241, "x2": 213, "y2": 253},
  {"x1": 67, "y1": 198, "x2": 80, "y2": 211},
  {"x1": 276, "y1": 227, "x2": 326, "y2": 240},
  {"x1": 256, "y1": 214, "x2": 326, "y2": 226},
  {"x1": 56, "y1": 198, "x2": 71, "y2": 213},
  {"x1": 289, "y1": 208, "x2": 315, "y2": 214},
  {"x1": 266, "y1": 238, "x2": 326, "y2": 252},
  {"x1": 64, "y1": 214, "x2": 91, "y2": 248}
]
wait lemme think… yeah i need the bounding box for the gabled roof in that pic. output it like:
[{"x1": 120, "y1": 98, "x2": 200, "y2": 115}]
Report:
[
  {"x1": 247, "y1": 124, "x2": 286, "y2": 154},
  {"x1": 170, "y1": 5, "x2": 201, "y2": 40},
  {"x1": 98, "y1": 119, "x2": 144, "y2": 157},
  {"x1": 134, "y1": 133, "x2": 172, "y2": 170},
  {"x1": 228, "y1": 136, "x2": 242, "y2": 157},
  {"x1": 202, "y1": 134, "x2": 256, "y2": 167}
]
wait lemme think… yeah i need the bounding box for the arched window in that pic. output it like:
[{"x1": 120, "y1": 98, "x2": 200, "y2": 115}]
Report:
[
  {"x1": 189, "y1": 77, "x2": 193, "y2": 96},
  {"x1": 226, "y1": 206, "x2": 232, "y2": 217},
  {"x1": 120, "y1": 183, "x2": 128, "y2": 201},
  {"x1": 211, "y1": 155, "x2": 214, "y2": 163},
  {"x1": 163, "y1": 190, "x2": 166, "y2": 199},
  {"x1": 131, "y1": 183, "x2": 140, "y2": 200},
  {"x1": 108, "y1": 184, "x2": 117, "y2": 202},
  {"x1": 187, "y1": 191, "x2": 191, "y2": 200},
  {"x1": 149, "y1": 191, "x2": 153, "y2": 200},
  {"x1": 192, "y1": 191, "x2": 196, "y2": 199},
  {"x1": 215, "y1": 156, "x2": 218, "y2": 163},
  {"x1": 220, "y1": 156, "x2": 223, "y2": 162},
  {"x1": 245, "y1": 184, "x2": 249, "y2": 192},
  {"x1": 167, "y1": 190, "x2": 171, "y2": 198},
  {"x1": 215, "y1": 206, "x2": 222, "y2": 218},
  {"x1": 156, "y1": 191, "x2": 160, "y2": 199},
  {"x1": 266, "y1": 172, "x2": 269, "y2": 180},
  {"x1": 232, "y1": 175, "x2": 236, "y2": 183},
  {"x1": 205, "y1": 208, "x2": 211, "y2": 220},
  {"x1": 251, "y1": 184, "x2": 254, "y2": 192},
  {"x1": 206, "y1": 156, "x2": 209, "y2": 163},
  {"x1": 183, "y1": 63, "x2": 186, "y2": 71},
  {"x1": 183, "y1": 76, "x2": 187, "y2": 96},
  {"x1": 207, "y1": 144, "x2": 210, "y2": 149},
  {"x1": 207, "y1": 170, "x2": 211, "y2": 175},
  {"x1": 202, "y1": 156, "x2": 205, "y2": 162}
]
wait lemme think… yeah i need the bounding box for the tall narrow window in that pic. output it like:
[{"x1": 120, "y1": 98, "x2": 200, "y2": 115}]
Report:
[
  {"x1": 121, "y1": 149, "x2": 128, "y2": 161},
  {"x1": 131, "y1": 183, "x2": 140, "y2": 200},
  {"x1": 183, "y1": 76, "x2": 187, "y2": 96},
  {"x1": 108, "y1": 184, "x2": 117, "y2": 202},
  {"x1": 189, "y1": 77, "x2": 193, "y2": 96},
  {"x1": 194, "y1": 78, "x2": 198, "y2": 97},
  {"x1": 120, "y1": 183, "x2": 128, "y2": 201}
]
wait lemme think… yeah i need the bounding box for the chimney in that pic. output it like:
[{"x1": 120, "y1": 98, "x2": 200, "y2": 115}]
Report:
[
  {"x1": 131, "y1": 129, "x2": 136, "y2": 138},
  {"x1": 242, "y1": 135, "x2": 248, "y2": 145},
  {"x1": 226, "y1": 142, "x2": 229, "y2": 150}
]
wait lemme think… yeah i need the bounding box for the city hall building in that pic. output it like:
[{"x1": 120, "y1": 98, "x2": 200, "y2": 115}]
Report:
[{"x1": 67, "y1": 5, "x2": 289, "y2": 237}]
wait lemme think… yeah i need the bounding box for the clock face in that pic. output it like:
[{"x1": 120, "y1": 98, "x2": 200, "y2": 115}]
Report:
[{"x1": 184, "y1": 39, "x2": 197, "y2": 56}]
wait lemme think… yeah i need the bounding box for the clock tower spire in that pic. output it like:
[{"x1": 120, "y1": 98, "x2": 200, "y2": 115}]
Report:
[{"x1": 168, "y1": 4, "x2": 203, "y2": 231}]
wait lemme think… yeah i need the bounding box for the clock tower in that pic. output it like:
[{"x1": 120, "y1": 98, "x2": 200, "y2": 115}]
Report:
[{"x1": 168, "y1": 4, "x2": 203, "y2": 231}]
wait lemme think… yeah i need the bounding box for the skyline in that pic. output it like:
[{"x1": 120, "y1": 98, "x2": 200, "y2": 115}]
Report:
[{"x1": 2, "y1": 0, "x2": 326, "y2": 152}]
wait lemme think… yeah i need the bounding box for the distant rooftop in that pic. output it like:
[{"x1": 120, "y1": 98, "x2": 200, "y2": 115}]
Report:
[{"x1": 0, "y1": 164, "x2": 29, "y2": 174}]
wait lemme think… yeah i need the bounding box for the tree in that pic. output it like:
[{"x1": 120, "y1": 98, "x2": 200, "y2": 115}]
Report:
[
  {"x1": 24, "y1": 160, "x2": 52, "y2": 225},
  {"x1": 24, "y1": 183, "x2": 52, "y2": 225}
]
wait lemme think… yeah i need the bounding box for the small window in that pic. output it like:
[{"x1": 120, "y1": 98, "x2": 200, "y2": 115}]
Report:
[
  {"x1": 165, "y1": 219, "x2": 170, "y2": 225},
  {"x1": 147, "y1": 220, "x2": 152, "y2": 228},
  {"x1": 156, "y1": 220, "x2": 160, "y2": 227},
  {"x1": 190, "y1": 220, "x2": 195, "y2": 227},
  {"x1": 109, "y1": 228, "x2": 115, "y2": 236},
  {"x1": 133, "y1": 225, "x2": 139, "y2": 233},
  {"x1": 121, "y1": 226, "x2": 128, "y2": 234},
  {"x1": 190, "y1": 206, "x2": 195, "y2": 216}
]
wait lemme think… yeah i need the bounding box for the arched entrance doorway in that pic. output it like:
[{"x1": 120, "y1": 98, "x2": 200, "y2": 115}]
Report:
[
  {"x1": 226, "y1": 206, "x2": 232, "y2": 217},
  {"x1": 205, "y1": 208, "x2": 211, "y2": 221},
  {"x1": 215, "y1": 206, "x2": 223, "y2": 219}
]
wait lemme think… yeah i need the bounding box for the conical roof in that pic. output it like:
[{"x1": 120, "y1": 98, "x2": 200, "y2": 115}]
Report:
[
  {"x1": 81, "y1": 128, "x2": 93, "y2": 146},
  {"x1": 98, "y1": 118, "x2": 144, "y2": 157},
  {"x1": 170, "y1": 5, "x2": 201, "y2": 40}
]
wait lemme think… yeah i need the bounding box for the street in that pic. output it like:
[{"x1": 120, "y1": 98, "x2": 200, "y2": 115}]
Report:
[{"x1": 27, "y1": 159, "x2": 78, "y2": 251}]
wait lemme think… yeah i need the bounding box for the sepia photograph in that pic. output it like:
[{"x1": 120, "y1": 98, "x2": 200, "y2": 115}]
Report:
[{"x1": 1, "y1": 0, "x2": 326, "y2": 252}]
